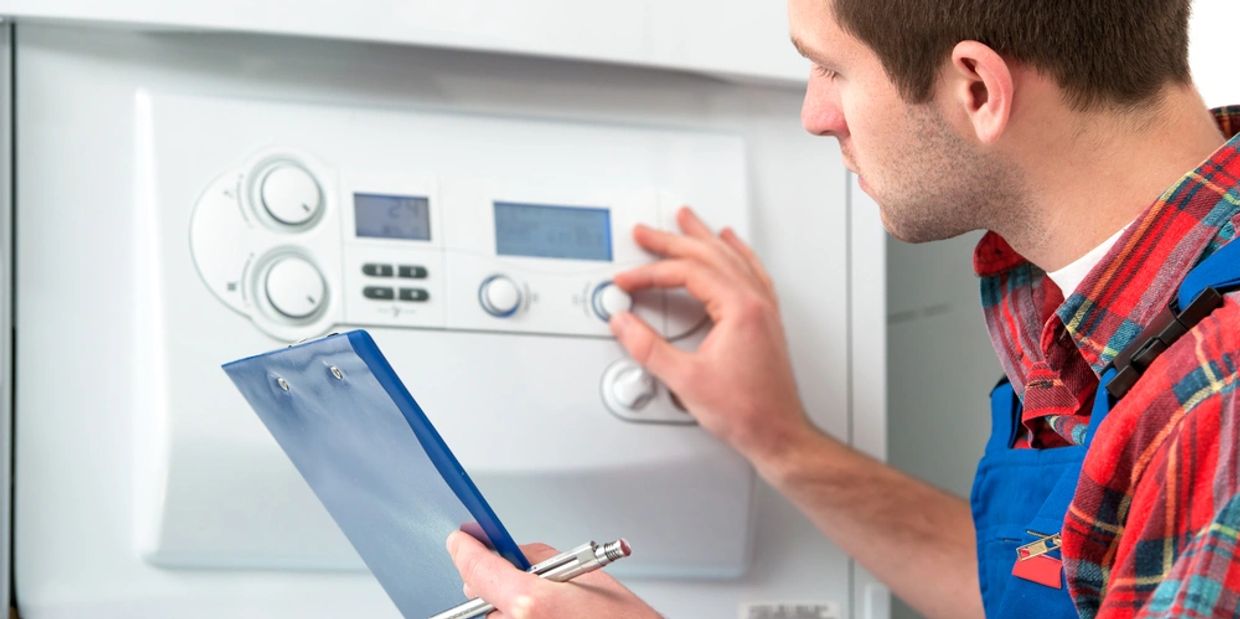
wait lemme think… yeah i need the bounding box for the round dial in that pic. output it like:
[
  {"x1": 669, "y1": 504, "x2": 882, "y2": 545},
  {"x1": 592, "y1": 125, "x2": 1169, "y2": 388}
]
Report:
[
  {"x1": 259, "y1": 163, "x2": 322, "y2": 226},
  {"x1": 610, "y1": 366, "x2": 657, "y2": 410},
  {"x1": 264, "y1": 256, "x2": 327, "y2": 320},
  {"x1": 591, "y1": 281, "x2": 633, "y2": 321},
  {"x1": 479, "y1": 275, "x2": 523, "y2": 317}
]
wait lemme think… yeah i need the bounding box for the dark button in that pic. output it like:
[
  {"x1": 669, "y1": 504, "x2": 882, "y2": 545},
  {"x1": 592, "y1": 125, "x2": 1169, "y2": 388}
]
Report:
[
  {"x1": 363, "y1": 286, "x2": 395, "y2": 300},
  {"x1": 398, "y1": 265, "x2": 429, "y2": 279},
  {"x1": 362, "y1": 263, "x2": 394, "y2": 277},
  {"x1": 399, "y1": 288, "x2": 430, "y2": 302}
]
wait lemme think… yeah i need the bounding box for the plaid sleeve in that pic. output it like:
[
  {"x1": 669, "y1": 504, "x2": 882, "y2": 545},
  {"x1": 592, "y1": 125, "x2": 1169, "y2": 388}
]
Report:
[
  {"x1": 1134, "y1": 495, "x2": 1240, "y2": 617},
  {"x1": 1064, "y1": 300, "x2": 1240, "y2": 618}
]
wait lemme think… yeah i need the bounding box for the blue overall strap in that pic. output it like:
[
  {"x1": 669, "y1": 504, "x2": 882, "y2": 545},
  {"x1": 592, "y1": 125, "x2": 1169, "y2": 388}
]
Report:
[
  {"x1": 984, "y1": 378, "x2": 1021, "y2": 455},
  {"x1": 1179, "y1": 237, "x2": 1240, "y2": 310},
  {"x1": 1084, "y1": 367, "x2": 1118, "y2": 448},
  {"x1": 1019, "y1": 367, "x2": 1117, "y2": 547},
  {"x1": 1108, "y1": 240, "x2": 1240, "y2": 400}
]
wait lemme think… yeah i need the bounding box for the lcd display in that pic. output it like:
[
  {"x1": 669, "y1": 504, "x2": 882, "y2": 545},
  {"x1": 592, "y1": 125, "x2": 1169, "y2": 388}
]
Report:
[
  {"x1": 494, "y1": 202, "x2": 613, "y2": 261},
  {"x1": 354, "y1": 193, "x2": 431, "y2": 241}
]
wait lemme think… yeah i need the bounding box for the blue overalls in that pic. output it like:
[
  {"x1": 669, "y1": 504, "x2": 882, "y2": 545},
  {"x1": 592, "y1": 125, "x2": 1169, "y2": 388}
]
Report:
[{"x1": 969, "y1": 238, "x2": 1240, "y2": 617}]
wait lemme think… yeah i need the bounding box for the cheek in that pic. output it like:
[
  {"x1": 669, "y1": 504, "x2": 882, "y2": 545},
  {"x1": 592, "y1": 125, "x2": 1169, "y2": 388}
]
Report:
[
  {"x1": 839, "y1": 99, "x2": 876, "y2": 156},
  {"x1": 843, "y1": 98, "x2": 903, "y2": 170}
]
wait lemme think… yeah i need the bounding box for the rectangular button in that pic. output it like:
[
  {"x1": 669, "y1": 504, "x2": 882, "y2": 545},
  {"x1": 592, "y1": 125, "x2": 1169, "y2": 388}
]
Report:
[
  {"x1": 399, "y1": 288, "x2": 430, "y2": 302},
  {"x1": 363, "y1": 286, "x2": 395, "y2": 300},
  {"x1": 362, "y1": 263, "x2": 394, "y2": 277},
  {"x1": 398, "y1": 265, "x2": 428, "y2": 279}
]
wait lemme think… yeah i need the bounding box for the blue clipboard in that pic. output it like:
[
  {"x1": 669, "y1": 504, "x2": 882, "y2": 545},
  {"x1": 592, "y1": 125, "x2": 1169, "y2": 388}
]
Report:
[{"x1": 223, "y1": 330, "x2": 529, "y2": 618}]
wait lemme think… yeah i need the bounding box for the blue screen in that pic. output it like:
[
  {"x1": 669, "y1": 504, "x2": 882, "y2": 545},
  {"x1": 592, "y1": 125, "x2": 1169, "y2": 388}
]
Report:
[
  {"x1": 354, "y1": 193, "x2": 431, "y2": 241},
  {"x1": 493, "y1": 202, "x2": 613, "y2": 261}
]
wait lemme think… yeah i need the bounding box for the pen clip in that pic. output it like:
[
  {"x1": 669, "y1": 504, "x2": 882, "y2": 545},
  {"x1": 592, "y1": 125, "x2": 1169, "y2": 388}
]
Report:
[{"x1": 1017, "y1": 530, "x2": 1062, "y2": 560}]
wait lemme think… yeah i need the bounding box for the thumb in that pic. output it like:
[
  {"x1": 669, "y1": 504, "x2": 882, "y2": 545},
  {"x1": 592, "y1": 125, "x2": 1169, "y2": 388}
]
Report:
[
  {"x1": 609, "y1": 311, "x2": 691, "y2": 386},
  {"x1": 447, "y1": 531, "x2": 542, "y2": 613}
]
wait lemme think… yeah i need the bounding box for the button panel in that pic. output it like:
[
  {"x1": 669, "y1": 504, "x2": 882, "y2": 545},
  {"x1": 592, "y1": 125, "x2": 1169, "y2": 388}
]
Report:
[
  {"x1": 341, "y1": 248, "x2": 445, "y2": 329},
  {"x1": 193, "y1": 143, "x2": 734, "y2": 343}
]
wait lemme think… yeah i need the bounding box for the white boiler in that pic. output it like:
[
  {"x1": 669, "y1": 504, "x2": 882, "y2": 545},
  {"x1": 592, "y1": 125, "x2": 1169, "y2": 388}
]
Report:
[{"x1": 0, "y1": 3, "x2": 888, "y2": 617}]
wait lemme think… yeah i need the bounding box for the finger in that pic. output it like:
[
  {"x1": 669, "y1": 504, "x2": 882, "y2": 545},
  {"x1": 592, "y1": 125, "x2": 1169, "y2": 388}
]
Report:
[
  {"x1": 632, "y1": 224, "x2": 720, "y2": 266},
  {"x1": 613, "y1": 260, "x2": 734, "y2": 307},
  {"x1": 720, "y1": 227, "x2": 774, "y2": 291},
  {"x1": 610, "y1": 311, "x2": 692, "y2": 385},
  {"x1": 679, "y1": 208, "x2": 758, "y2": 276},
  {"x1": 448, "y1": 532, "x2": 542, "y2": 613},
  {"x1": 675, "y1": 206, "x2": 715, "y2": 241},
  {"x1": 471, "y1": 545, "x2": 563, "y2": 615}
]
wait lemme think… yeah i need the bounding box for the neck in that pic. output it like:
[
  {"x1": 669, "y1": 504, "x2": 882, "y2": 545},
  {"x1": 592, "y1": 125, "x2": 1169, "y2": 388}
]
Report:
[{"x1": 996, "y1": 86, "x2": 1226, "y2": 272}]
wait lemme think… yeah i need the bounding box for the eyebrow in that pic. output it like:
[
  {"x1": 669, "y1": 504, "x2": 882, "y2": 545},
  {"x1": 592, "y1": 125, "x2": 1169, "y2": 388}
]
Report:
[
  {"x1": 790, "y1": 36, "x2": 830, "y2": 65},
  {"x1": 790, "y1": 36, "x2": 812, "y2": 59}
]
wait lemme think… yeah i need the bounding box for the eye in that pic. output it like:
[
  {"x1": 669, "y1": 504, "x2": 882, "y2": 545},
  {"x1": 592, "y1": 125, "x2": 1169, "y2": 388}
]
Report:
[{"x1": 814, "y1": 65, "x2": 839, "y2": 80}]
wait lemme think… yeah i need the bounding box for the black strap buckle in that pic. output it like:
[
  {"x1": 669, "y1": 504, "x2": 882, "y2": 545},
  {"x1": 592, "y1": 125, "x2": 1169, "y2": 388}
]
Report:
[{"x1": 1107, "y1": 287, "x2": 1224, "y2": 400}]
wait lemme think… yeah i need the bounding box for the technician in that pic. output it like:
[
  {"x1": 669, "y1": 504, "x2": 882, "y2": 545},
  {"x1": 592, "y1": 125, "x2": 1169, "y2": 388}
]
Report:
[{"x1": 447, "y1": 0, "x2": 1240, "y2": 616}]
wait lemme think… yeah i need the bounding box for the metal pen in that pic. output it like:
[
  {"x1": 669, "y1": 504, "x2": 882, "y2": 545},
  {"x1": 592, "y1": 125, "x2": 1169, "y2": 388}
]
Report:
[{"x1": 427, "y1": 539, "x2": 632, "y2": 619}]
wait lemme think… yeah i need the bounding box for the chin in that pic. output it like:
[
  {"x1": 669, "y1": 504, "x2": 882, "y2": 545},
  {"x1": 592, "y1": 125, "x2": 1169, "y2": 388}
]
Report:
[{"x1": 879, "y1": 206, "x2": 969, "y2": 244}]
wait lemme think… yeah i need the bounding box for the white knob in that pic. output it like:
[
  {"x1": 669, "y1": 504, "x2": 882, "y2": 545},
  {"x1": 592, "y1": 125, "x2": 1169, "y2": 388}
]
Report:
[
  {"x1": 591, "y1": 281, "x2": 633, "y2": 321},
  {"x1": 479, "y1": 275, "x2": 523, "y2": 317},
  {"x1": 260, "y1": 164, "x2": 322, "y2": 226},
  {"x1": 264, "y1": 256, "x2": 326, "y2": 319},
  {"x1": 611, "y1": 367, "x2": 657, "y2": 410}
]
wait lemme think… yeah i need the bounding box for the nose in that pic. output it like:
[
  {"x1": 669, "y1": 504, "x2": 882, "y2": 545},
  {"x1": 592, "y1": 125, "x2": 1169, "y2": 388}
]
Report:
[{"x1": 801, "y1": 72, "x2": 848, "y2": 138}]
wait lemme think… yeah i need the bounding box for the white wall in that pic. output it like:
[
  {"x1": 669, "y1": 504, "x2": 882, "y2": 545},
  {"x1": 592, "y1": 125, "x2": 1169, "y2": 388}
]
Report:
[
  {"x1": 0, "y1": 0, "x2": 804, "y2": 85},
  {"x1": 1190, "y1": 0, "x2": 1237, "y2": 107}
]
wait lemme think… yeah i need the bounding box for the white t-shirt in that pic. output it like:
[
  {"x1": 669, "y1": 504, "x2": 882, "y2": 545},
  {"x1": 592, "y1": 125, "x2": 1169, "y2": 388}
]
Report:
[{"x1": 1047, "y1": 225, "x2": 1130, "y2": 297}]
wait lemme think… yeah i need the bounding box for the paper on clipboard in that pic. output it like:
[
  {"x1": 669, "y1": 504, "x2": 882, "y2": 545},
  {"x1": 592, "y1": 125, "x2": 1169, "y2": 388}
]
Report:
[{"x1": 223, "y1": 330, "x2": 529, "y2": 618}]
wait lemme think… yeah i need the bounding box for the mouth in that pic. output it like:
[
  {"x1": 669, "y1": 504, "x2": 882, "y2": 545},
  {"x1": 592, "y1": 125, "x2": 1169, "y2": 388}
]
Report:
[{"x1": 840, "y1": 149, "x2": 859, "y2": 176}]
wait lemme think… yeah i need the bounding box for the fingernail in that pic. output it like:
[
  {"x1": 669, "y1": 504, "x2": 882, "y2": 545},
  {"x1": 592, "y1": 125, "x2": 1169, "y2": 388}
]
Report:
[{"x1": 446, "y1": 531, "x2": 460, "y2": 554}]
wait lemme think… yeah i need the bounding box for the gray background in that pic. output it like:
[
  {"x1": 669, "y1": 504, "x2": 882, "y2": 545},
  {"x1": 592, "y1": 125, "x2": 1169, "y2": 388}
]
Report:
[{"x1": 887, "y1": 232, "x2": 998, "y2": 619}]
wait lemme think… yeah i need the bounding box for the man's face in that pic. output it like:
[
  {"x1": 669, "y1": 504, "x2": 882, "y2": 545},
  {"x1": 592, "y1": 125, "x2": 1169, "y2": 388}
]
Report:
[{"x1": 789, "y1": 0, "x2": 1020, "y2": 242}]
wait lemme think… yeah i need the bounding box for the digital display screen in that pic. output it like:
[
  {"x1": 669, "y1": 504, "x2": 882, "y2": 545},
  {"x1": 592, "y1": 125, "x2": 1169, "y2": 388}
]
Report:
[
  {"x1": 354, "y1": 193, "x2": 431, "y2": 241},
  {"x1": 494, "y1": 202, "x2": 613, "y2": 262}
]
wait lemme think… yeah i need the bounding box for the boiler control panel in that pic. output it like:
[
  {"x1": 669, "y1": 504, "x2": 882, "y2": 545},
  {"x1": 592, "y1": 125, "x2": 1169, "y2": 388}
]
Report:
[{"x1": 189, "y1": 106, "x2": 749, "y2": 424}]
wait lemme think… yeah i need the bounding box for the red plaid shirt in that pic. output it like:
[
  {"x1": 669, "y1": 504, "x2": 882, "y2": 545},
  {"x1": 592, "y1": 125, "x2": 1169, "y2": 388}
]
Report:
[{"x1": 975, "y1": 107, "x2": 1240, "y2": 618}]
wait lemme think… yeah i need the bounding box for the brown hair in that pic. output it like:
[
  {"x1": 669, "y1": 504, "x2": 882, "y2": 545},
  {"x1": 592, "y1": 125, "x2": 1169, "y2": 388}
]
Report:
[{"x1": 832, "y1": 0, "x2": 1193, "y2": 110}]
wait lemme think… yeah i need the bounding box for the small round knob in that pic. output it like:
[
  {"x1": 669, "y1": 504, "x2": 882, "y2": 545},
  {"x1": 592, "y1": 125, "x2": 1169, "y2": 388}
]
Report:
[
  {"x1": 260, "y1": 164, "x2": 322, "y2": 226},
  {"x1": 591, "y1": 281, "x2": 633, "y2": 321},
  {"x1": 264, "y1": 256, "x2": 326, "y2": 319},
  {"x1": 479, "y1": 275, "x2": 523, "y2": 317},
  {"x1": 611, "y1": 366, "x2": 657, "y2": 410}
]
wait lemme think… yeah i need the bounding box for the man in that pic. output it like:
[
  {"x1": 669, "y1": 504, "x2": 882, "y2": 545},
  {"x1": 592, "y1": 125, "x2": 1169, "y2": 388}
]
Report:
[{"x1": 446, "y1": 0, "x2": 1240, "y2": 616}]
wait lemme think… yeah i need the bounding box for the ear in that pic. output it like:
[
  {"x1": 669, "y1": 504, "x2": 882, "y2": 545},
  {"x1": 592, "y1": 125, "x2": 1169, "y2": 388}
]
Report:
[{"x1": 947, "y1": 41, "x2": 1014, "y2": 145}]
